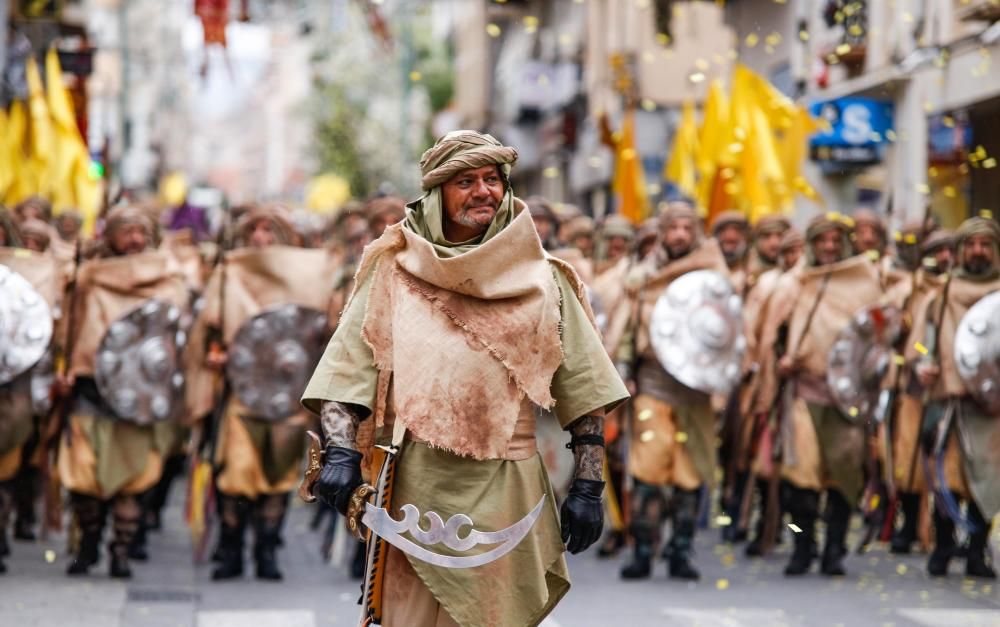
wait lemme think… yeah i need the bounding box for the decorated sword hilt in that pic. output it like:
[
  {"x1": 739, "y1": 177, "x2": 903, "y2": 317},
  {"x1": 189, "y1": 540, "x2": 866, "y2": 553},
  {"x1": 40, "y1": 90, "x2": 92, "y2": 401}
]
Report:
[
  {"x1": 298, "y1": 430, "x2": 325, "y2": 504},
  {"x1": 347, "y1": 483, "x2": 377, "y2": 540}
]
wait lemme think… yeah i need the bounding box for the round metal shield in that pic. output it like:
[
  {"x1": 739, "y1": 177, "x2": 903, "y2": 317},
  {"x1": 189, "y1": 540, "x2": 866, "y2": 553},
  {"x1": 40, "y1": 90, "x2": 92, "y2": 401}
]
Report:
[
  {"x1": 226, "y1": 304, "x2": 329, "y2": 421},
  {"x1": 954, "y1": 291, "x2": 1000, "y2": 414},
  {"x1": 650, "y1": 270, "x2": 746, "y2": 395},
  {"x1": 826, "y1": 304, "x2": 905, "y2": 421},
  {"x1": 0, "y1": 265, "x2": 53, "y2": 386},
  {"x1": 95, "y1": 299, "x2": 186, "y2": 426}
]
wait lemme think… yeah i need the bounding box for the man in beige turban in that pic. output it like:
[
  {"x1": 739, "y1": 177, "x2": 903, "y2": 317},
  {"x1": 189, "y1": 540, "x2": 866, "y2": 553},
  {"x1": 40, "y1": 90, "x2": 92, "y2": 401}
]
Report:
[
  {"x1": 302, "y1": 131, "x2": 627, "y2": 626},
  {"x1": 612, "y1": 201, "x2": 728, "y2": 582},
  {"x1": 911, "y1": 217, "x2": 1000, "y2": 579}
]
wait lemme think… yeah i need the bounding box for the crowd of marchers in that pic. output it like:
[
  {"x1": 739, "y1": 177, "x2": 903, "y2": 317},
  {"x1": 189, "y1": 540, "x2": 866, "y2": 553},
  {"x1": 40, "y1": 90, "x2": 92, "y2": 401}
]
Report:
[{"x1": 0, "y1": 183, "x2": 996, "y2": 588}]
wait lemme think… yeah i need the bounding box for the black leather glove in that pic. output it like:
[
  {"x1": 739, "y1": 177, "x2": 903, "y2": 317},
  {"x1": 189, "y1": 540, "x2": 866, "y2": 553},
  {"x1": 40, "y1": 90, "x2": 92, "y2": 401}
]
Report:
[
  {"x1": 315, "y1": 446, "x2": 364, "y2": 515},
  {"x1": 560, "y1": 478, "x2": 604, "y2": 554}
]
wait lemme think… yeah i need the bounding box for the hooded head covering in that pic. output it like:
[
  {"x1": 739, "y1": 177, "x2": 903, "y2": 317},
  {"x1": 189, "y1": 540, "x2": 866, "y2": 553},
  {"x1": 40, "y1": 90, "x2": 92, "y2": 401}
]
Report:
[
  {"x1": 753, "y1": 214, "x2": 790, "y2": 238},
  {"x1": 526, "y1": 196, "x2": 556, "y2": 222},
  {"x1": 405, "y1": 130, "x2": 520, "y2": 257},
  {"x1": 234, "y1": 203, "x2": 297, "y2": 247},
  {"x1": 779, "y1": 228, "x2": 805, "y2": 252},
  {"x1": 920, "y1": 229, "x2": 955, "y2": 255},
  {"x1": 711, "y1": 209, "x2": 749, "y2": 235},
  {"x1": 600, "y1": 214, "x2": 636, "y2": 242},
  {"x1": 805, "y1": 212, "x2": 854, "y2": 266},
  {"x1": 14, "y1": 196, "x2": 52, "y2": 223},
  {"x1": 366, "y1": 196, "x2": 407, "y2": 227},
  {"x1": 562, "y1": 215, "x2": 595, "y2": 242},
  {"x1": 17, "y1": 218, "x2": 51, "y2": 251}
]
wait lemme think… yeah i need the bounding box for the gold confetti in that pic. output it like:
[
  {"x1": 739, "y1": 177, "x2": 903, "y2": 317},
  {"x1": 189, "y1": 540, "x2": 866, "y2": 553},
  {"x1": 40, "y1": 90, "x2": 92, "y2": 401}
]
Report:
[
  {"x1": 836, "y1": 43, "x2": 852, "y2": 56},
  {"x1": 746, "y1": 33, "x2": 760, "y2": 47},
  {"x1": 896, "y1": 564, "x2": 908, "y2": 575},
  {"x1": 486, "y1": 23, "x2": 502, "y2": 38},
  {"x1": 914, "y1": 342, "x2": 928, "y2": 355},
  {"x1": 849, "y1": 406, "x2": 860, "y2": 417},
  {"x1": 675, "y1": 431, "x2": 688, "y2": 443},
  {"x1": 980, "y1": 209, "x2": 994, "y2": 219},
  {"x1": 765, "y1": 32, "x2": 782, "y2": 46},
  {"x1": 721, "y1": 553, "x2": 735, "y2": 567},
  {"x1": 716, "y1": 514, "x2": 733, "y2": 527},
  {"x1": 893, "y1": 354, "x2": 906, "y2": 366},
  {"x1": 799, "y1": 30, "x2": 810, "y2": 42},
  {"x1": 44, "y1": 550, "x2": 56, "y2": 563},
  {"x1": 638, "y1": 409, "x2": 653, "y2": 421},
  {"x1": 982, "y1": 158, "x2": 997, "y2": 169},
  {"x1": 409, "y1": 71, "x2": 422, "y2": 82},
  {"x1": 885, "y1": 129, "x2": 897, "y2": 142},
  {"x1": 640, "y1": 430, "x2": 655, "y2": 443},
  {"x1": 523, "y1": 15, "x2": 539, "y2": 33},
  {"x1": 656, "y1": 32, "x2": 671, "y2": 46},
  {"x1": 943, "y1": 186, "x2": 956, "y2": 198},
  {"x1": 916, "y1": 183, "x2": 930, "y2": 195},
  {"x1": 716, "y1": 578, "x2": 730, "y2": 590},
  {"x1": 928, "y1": 166, "x2": 939, "y2": 177},
  {"x1": 695, "y1": 58, "x2": 710, "y2": 71},
  {"x1": 641, "y1": 98, "x2": 656, "y2": 111},
  {"x1": 542, "y1": 166, "x2": 559, "y2": 179},
  {"x1": 942, "y1": 115, "x2": 955, "y2": 128},
  {"x1": 788, "y1": 523, "x2": 802, "y2": 533},
  {"x1": 904, "y1": 233, "x2": 918, "y2": 244},
  {"x1": 689, "y1": 71, "x2": 706, "y2": 83}
]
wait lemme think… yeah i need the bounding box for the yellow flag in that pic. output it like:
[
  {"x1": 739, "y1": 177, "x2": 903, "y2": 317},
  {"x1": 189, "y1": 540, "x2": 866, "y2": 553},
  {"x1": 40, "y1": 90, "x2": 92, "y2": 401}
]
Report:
[
  {"x1": 0, "y1": 108, "x2": 10, "y2": 197},
  {"x1": 3, "y1": 101, "x2": 34, "y2": 205},
  {"x1": 611, "y1": 110, "x2": 650, "y2": 224},
  {"x1": 45, "y1": 48, "x2": 100, "y2": 235},
  {"x1": 664, "y1": 101, "x2": 699, "y2": 200},
  {"x1": 25, "y1": 56, "x2": 53, "y2": 196}
]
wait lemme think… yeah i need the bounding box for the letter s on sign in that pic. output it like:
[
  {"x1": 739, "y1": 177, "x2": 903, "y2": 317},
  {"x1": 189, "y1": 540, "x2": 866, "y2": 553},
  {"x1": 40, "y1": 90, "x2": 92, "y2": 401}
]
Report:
[{"x1": 841, "y1": 104, "x2": 873, "y2": 146}]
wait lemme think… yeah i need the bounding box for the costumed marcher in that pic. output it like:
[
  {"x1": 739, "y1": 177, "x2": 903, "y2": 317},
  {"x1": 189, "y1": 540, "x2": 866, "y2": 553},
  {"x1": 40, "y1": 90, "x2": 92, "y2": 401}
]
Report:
[
  {"x1": 551, "y1": 214, "x2": 596, "y2": 285},
  {"x1": 763, "y1": 213, "x2": 884, "y2": 576},
  {"x1": 921, "y1": 229, "x2": 955, "y2": 274},
  {"x1": 711, "y1": 210, "x2": 751, "y2": 292},
  {"x1": 186, "y1": 204, "x2": 338, "y2": 581},
  {"x1": 911, "y1": 217, "x2": 1000, "y2": 579},
  {"x1": 16, "y1": 219, "x2": 51, "y2": 253},
  {"x1": 366, "y1": 196, "x2": 407, "y2": 239},
  {"x1": 721, "y1": 214, "x2": 790, "y2": 546},
  {"x1": 0, "y1": 241, "x2": 65, "y2": 571},
  {"x1": 54, "y1": 210, "x2": 83, "y2": 244},
  {"x1": 852, "y1": 208, "x2": 888, "y2": 257},
  {"x1": 57, "y1": 206, "x2": 189, "y2": 579},
  {"x1": 612, "y1": 201, "x2": 729, "y2": 581},
  {"x1": 594, "y1": 215, "x2": 635, "y2": 276},
  {"x1": 779, "y1": 228, "x2": 805, "y2": 270},
  {"x1": 877, "y1": 220, "x2": 940, "y2": 555},
  {"x1": 302, "y1": 131, "x2": 628, "y2": 627},
  {"x1": 525, "y1": 196, "x2": 559, "y2": 251},
  {"x1": 635, "y1": 218, "x2": 660, "y2": 262}
]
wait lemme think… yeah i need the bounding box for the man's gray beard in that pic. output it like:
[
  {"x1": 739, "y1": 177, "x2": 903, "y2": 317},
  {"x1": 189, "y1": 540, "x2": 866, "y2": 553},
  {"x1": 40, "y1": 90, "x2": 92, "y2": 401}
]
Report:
[
  {"x1": 456, "y1": 209, "x2": 494, "y2": 230},
  {"x1": 665, "y1": 242, "x2": 692, "y2": 260}
]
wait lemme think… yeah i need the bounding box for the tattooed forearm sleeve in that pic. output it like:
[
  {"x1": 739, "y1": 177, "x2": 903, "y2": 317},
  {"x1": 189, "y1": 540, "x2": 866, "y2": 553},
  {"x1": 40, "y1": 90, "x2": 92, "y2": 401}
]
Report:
[
  {"x1": 569, "y1": 414, "x2": 604, "y2": 482},
  {"x1": 320, "y1": 401, "x2": 362, "y2": 450}
]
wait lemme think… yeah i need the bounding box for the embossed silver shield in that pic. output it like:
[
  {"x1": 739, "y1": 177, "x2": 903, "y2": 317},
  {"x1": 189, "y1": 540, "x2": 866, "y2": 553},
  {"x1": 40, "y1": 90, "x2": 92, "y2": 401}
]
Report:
[
  {"x1": 650, "y1": 270, "x2": 746, "y2": 395},
  {"x1": 226, "y1": 304, "x2": 329, "y2": 421},
  {"x1": 0, "y1": 265, "x2": 53, "y2": 386},
  {"x1": 95, "y1": 299, "x2": 187, "y2": 426},
  {"x1": 954, "y1": 291, "x2": 1000, "y2": 414},
  {"x1": 827, "y1": 304, "x2": 905, "y2": 421}
]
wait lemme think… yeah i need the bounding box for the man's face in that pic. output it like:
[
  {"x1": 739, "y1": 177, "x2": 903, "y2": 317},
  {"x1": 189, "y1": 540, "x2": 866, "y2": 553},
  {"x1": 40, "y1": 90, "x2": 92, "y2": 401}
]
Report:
[
  {"x1": 19, "y1": 205, "x2": 43, "y2": 222},
  {"x1": 962, "y1": 234, "x2": 997, "y2": 275},
  {"x1": 813, "y1": 229, "x2": 844, "y2": 266},
  {"x1": 109, "y1": 223, "x2": 150, "y2": 256},
  {"x1": 22, "y1": 235, "x2": 46, "y2": 253},
  {"x1": 441, "y1": 165, "x2": 504, "y2": 236},
  {"x1": 605, "y1": 235, "x2": 629, "y2": 260},
  {"x1": 572, "y1": 233, "x2": 594, "y2": 257},
  {"x1": 532, "y1": 215, "x2": 554, "y2": 245},
  {"x1": 716, "y1": 224, "x2": 748, "y2": 265},
  {"x1": 249, "y1": 219, "x2": 278, "y2": 248},
  {"x1": 930, "y1": 246, "x2": 953, "y2": 274},
  {"x1": 756, "y1": 230, "x2": 783, "y2": 264},
  {"x1": 57, "y1": 216, "x2": 80, "y2": 241},
  {"x1": 370, "y1": 214, "x2": 400, "y2": 239},
  {"x1": 782, "y1": 244, "x2": 803, "y2": 269},
  {"x1": 853, "y1": 223, "x2": 883, "y2": 254},
  {"x1": 663, "y1": 217, "x2": 696, "y2": 259}
]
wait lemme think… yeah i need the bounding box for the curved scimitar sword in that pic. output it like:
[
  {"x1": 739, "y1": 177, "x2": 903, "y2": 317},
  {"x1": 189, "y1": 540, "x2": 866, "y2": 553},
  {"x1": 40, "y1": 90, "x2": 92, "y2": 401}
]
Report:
[{"x1": 360, "y1": 495, "x2": 546, "y2": 569}]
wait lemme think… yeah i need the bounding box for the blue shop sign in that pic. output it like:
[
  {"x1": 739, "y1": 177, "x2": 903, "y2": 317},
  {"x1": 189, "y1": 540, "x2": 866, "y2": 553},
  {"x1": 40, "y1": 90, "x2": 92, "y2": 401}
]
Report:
[{"x1": 809, "y1": 98, "x2": 894, "y2": 167}]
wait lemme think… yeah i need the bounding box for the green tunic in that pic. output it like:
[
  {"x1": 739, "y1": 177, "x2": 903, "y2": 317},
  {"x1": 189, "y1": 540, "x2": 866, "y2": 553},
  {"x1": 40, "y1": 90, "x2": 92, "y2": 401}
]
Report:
[{"x1": 302, "y1": 264, "x2": 627, "y2": 627}]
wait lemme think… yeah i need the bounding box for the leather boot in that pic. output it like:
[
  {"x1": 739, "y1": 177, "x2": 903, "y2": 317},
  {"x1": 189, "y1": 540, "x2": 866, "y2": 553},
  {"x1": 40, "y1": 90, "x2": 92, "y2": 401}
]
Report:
[
  {"x1": 13, "y1": 466, "x2": 39, "y2": 541},
  {"x1": 820, "y1": 490, "x2": 850, "y2": 576},
  {"x1": 784, "y1": 487, "x2": 818, "y2": 576},
  {"x1": 620, "y1": 517, "x2": 654, "y2": 580},
  {"x1": 745, "y1": 479, "x2": 771, "y2": 557},
  {"x1": 890, "y1": 492, "x2": 920, "y2": 555},
  {"x1": 252, "y1": 493, "x2": 288, "y2": 581},
  {"x1": 721, "y1": 473, "x2": 748, "y2": 544},
  {"x1": 965, "y1": 502, "x2": 997, "y2": 579},
  {"x1": 109, "y1": 494, "x2": 141, "y2": 579},
  {"x1": 927, "y1": 505, "x2": 956, "y2": 577},
  {"x1": 212, "y1": 493, "x2": 249, "y2": 580},
  {"x1": 668, "y1": 488, "x2": 701, "y2": 580},
  {"x1": 66, "y1": 493, "x2": 107, "y2": 576}
]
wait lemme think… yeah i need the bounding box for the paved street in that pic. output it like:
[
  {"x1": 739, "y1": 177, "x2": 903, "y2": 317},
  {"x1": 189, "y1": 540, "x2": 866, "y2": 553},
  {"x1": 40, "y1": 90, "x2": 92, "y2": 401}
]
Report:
[{"x1": 2, "y1": 490, "x2": 998, "y2": 627}]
